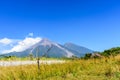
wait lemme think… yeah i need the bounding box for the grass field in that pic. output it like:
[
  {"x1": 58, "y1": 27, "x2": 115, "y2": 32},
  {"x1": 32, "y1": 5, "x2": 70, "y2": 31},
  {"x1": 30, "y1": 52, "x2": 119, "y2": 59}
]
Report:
[
  {"x1": 0, "y1": 56, "x2": 62, "y2": 61},
  {"x1": 0, "y1": 55, "x2": 120, "y2": 80}
]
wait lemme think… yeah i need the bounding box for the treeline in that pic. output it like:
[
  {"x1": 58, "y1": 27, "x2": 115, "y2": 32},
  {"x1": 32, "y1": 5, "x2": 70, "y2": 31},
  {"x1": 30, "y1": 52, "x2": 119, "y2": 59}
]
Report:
[{"x1": 83, "y1": 47, "x2": 120, "y2": 59}]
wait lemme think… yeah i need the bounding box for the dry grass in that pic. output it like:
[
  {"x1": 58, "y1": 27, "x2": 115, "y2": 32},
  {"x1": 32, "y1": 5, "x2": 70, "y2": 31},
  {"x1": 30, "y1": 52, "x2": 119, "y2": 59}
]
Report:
[{"x1": 0, "y1": 55, "x2": 120, "y2": 80}]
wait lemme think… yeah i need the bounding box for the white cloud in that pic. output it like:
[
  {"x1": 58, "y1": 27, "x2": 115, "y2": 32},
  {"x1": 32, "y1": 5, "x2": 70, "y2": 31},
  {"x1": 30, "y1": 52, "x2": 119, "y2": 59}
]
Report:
[
  {"x1": 28, "y1": 33, "x2": 34, "y2": 37},
  {"x1": 5, "y1": 37, "x2": 42, "y2": 53},
  {"x1": 0, "y1": 38, "x2": 12, "y2": 45}
]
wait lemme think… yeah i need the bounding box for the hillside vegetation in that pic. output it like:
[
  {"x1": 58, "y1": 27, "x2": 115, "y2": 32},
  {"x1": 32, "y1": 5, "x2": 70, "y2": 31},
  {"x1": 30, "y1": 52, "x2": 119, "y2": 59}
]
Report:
[
  {"x1": 101, "y1": 47, "x2": 120, "y2": 57},
  {"x1": 83, "y1": 47, "x2": 120, "y2": 59}
]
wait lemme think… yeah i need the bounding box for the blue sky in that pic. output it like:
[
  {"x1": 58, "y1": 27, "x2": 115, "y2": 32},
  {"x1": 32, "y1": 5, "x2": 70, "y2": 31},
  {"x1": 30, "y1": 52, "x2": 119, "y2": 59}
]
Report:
[{"x1": 0, "y1": 0, "x2": 120, "y2": 51}]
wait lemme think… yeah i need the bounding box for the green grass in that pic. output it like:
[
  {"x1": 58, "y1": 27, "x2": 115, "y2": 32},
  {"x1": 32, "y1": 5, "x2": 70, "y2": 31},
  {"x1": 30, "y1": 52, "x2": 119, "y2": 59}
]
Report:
[{"x1": 0, "y1": 55, "x2": 120, "y2": 80}]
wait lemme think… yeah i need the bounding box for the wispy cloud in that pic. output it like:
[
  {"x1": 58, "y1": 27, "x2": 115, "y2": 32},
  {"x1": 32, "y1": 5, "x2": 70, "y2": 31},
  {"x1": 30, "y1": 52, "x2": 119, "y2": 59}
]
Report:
[
  {"x1": 28, "y1": 33, "x2": 34, "y2": 37},
  {"x1": 0, "y1": 38, "x2": 13, "y2": 45}
]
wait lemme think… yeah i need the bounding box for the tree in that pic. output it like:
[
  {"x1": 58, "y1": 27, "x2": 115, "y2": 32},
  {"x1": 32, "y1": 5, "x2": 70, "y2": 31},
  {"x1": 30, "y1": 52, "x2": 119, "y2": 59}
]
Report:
[
  {"x1": 29, "y1": 53, "x2": 34, "y2": 60},
  {"x1": 84, "y1": 53, "x2": 92, "y2": 59}
]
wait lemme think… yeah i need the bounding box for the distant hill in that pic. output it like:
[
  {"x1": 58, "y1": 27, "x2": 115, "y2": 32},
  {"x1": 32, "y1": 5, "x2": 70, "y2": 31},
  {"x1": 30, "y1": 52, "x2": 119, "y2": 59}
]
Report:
[
  {"x1": 101, "y1": 47, "x2": 120, "y2": 57},
  {"x1": 82, "y1": 47, "x2": 120, "y2": 59}
]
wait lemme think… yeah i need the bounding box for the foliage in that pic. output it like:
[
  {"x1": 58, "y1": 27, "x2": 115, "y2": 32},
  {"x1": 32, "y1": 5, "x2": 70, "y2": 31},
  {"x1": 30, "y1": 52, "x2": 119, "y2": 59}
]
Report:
[
  {"x1": 82, "y1": 47, "x2": 120, "y2": 59},
  {"x1": 101, "y1": 47, "x2": 120, "y2": 57},
  {"x1": 84, "y1": 53, "x2": 92, "y2": 59}
]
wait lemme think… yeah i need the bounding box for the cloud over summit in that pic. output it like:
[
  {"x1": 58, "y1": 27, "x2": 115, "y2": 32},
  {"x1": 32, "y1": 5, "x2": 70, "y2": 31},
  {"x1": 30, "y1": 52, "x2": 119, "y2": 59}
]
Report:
[{"x1": 1, "y1": 37, "x2": 42, "y2": 53}]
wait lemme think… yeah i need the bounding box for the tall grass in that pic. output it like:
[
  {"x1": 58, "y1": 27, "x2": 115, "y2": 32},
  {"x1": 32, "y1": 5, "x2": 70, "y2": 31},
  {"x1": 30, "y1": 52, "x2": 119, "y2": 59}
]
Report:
[{"x1": 0, "y1": 55, "x2": 120, "y2": 80}]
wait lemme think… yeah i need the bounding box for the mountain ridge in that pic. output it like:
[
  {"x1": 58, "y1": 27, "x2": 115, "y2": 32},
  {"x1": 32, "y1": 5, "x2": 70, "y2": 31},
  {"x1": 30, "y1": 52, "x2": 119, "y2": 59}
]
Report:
[{"x1": 1, "y1": 38, "x2": 94, "y2": 58}]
